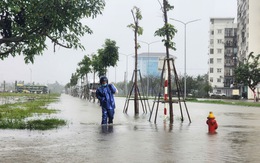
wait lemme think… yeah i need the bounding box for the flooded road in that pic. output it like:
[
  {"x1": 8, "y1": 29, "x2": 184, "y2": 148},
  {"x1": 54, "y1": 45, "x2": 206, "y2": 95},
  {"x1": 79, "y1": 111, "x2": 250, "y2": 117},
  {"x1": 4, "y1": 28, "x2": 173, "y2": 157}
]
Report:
[{"x1": 1, "y1": 94, "x2": 260, "y2": 163}]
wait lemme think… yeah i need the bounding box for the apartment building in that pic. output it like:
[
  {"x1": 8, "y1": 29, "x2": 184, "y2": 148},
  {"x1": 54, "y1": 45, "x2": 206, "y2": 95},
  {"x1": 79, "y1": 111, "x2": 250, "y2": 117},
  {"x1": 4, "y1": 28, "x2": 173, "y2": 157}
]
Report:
[
  {"x1": 237, "y1": 0, "x2": 260, "y2": 99},
  {"x1": 208, "y1": 18, "x2": 237, "y2": 96}
]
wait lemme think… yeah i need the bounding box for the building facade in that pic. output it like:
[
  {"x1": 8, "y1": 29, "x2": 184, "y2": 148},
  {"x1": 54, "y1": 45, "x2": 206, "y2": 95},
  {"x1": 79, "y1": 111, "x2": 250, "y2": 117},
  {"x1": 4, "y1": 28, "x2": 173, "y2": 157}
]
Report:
[
  {"x1": 137, "y1": 52, "x2": 176, "y2": 77},
  {"x1": 237, "y1": 0, "x2": 260, "y2": 99},
  {"x1": 208, "y1": 18, "x2": 237, "y2": 96}
]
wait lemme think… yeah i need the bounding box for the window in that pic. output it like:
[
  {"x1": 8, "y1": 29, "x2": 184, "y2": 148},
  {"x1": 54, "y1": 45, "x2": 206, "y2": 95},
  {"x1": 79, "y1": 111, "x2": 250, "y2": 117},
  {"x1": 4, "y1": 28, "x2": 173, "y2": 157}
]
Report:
[
  {"x1": 226, "y1": 71, "x2": 230, "y2": 76},
  {"x1": 225, "y1": 28, "x2": 233, "y2": 36},
  {"x1": 225, "y1": 40, "x2": 233, "y2": 46},
  {"x1": 211, "y1": 30, "x2": 214, "y2": 35},
  {"x1": 217, "y1": 68, "x2": 222, "y2": 73},
  {"x1": 226, "y1": 49, "x2": 231, "y2": 54},
  {"x1": 210, "y1": 39, "x2": 214, "y2": 44},
  {"x1": 217, "y1": 49, "x2": 222, "y2": 54},
  {"x1": 210, "y1": 68, "x2": 214, "y2": 73},
  {"x1": 210, "y1": 77, "x2": 213, "y2": 82},
  {"x1": 225, "y1": 69, "x2": 231, "y2": 76},
  {"x1": 217, "y1": 39, "x2": 222, "y2": 44},
  {"x1": 234, "y1": 28, "x2": 237, "y2": 36},
  {"x1": 210, "y1": 49, "x2": 214, "y2": 54},
  {"x1": 217, "y1": 29, "x2": 222, "y2": 34},
  {"x1": 226, "y1": 59, "x2": 230, "y2": 64},
  {"x1": 217, "y1": 78, "x2": 221, "y2": 82},
  {"x1": 217, "y1": 58, "x2": 222, "y2": 63},
  {"x1": 210, "y1": 58, "x2": 214, "y2": 64}
]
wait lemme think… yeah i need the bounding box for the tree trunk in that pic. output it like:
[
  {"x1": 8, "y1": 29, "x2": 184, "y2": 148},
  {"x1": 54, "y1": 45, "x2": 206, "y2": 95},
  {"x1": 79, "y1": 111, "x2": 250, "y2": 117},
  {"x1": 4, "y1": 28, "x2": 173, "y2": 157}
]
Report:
[
  {"x1": 250, "y1": 87, "x2": 257, "y2": 102},
  {"x1": 93, "y1": 71, "x2": 96, "y2": 102},
  {"x1": 134, "y1": 27, "x2": 139, "y2": 114},
  {"x1": 163, "y1": 0, "x2": 174, "y2": 124}
]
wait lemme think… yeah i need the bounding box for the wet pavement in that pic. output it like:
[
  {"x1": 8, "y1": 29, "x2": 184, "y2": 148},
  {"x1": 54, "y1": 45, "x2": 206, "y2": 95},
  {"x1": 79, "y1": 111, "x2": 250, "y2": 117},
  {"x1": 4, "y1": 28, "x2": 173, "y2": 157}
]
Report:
[{"x1": 1, "y1": 94, "x2": 260, "y2": 163}]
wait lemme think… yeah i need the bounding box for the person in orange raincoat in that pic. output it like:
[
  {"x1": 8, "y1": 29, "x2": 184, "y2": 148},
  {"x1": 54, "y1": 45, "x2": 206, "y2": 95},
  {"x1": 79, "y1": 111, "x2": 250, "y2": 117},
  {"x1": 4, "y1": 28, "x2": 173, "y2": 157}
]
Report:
[{"x1": 206, "y1": 112, "x2": 218, "y2": 134}]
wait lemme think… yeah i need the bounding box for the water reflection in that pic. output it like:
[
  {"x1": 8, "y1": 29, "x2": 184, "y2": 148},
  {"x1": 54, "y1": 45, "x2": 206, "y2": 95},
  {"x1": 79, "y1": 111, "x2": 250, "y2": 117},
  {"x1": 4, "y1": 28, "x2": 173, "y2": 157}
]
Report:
[{"x1": 101, "y1": 125, "x2": 114, "y2": 134}]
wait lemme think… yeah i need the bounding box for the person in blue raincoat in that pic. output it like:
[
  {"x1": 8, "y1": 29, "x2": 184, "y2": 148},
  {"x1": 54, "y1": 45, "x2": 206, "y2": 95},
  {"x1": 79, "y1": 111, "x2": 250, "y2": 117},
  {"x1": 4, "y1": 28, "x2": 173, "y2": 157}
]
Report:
[{"x1": 96, "y1": 76, "x2": 118, "y2": 125}]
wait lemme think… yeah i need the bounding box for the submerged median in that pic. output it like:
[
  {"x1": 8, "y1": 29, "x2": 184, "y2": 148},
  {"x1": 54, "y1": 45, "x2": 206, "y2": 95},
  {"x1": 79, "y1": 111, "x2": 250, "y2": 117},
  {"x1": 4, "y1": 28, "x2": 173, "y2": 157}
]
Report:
[
  {"x1": 186, "y1": 98, "x2": 260, "y2": 107},
  {"x1": 0, "y1": 93, "x2": 66, "y2": 130}
]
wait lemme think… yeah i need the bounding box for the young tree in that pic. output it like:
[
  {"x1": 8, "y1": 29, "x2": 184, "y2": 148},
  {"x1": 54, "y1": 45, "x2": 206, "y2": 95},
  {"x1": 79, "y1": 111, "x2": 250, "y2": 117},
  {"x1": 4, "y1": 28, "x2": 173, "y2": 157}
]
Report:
[
  {"x1": 69, "y1": 72, "x2": 79, "y2": 97},
  {"x1": 91, "y1": 54, "x2": 106, "y2": 78},
  {"x1": 93, "y1": 39, "x2": 119, "y2": 78},
  {"x1": 70, "y1": 73, "x2": 79, "y2": 87},
  {"x1": 99, "y1": 39, "x2": 119, "y2": 71},
  {"x1": 77, "y1": 55, "x2": 92, "y2": 89},
  {"x1": 77, "y1": 55, "x2": 92, "y2": 80},
  {"x1": 77, "y1": 55, "x2": 91, "y2": 97},
  {"x1": 0, "y1": 0, "x2": 105, "y2": 63},
  {"x1": 127, "y1": 6, "x2": 143, "y2": 115},
  {"x1": 235, "y1": 52, "x2": 260, "y2": 101},
  {"x1": 76, "y1": 55, "x2": 93, "y2": 99},
  {"x1": 154, "y1": 0, "x2": 177, "y2": 124},
  {"x1": 64, "y1": 83, "x2": 71, "y2": 94}
]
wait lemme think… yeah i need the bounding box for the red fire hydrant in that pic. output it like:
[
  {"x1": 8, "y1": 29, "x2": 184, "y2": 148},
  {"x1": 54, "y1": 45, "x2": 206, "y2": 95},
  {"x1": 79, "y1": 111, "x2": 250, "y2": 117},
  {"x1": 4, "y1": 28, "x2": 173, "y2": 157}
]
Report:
[{"x1": 206, "y1": 111, "x2": 218, "y2": 134}]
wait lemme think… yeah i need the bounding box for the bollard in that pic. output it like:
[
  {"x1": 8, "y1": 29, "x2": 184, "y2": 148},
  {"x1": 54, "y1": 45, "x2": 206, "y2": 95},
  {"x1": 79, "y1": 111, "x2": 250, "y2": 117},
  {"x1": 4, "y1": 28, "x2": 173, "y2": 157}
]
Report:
[{"x1": 206, "y1": 111, "x2": 218, "y2": 134}]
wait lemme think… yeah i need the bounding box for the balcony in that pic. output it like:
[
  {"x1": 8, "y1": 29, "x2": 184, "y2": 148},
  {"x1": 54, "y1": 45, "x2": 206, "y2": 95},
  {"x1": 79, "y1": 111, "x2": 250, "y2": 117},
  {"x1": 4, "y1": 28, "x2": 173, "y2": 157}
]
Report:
[
  {"x1": 224, "y1": 54, "x2": 233, "y2": 58},
  {"x1": 224, "y1": 42, "x2": 237, "y2": 47}
]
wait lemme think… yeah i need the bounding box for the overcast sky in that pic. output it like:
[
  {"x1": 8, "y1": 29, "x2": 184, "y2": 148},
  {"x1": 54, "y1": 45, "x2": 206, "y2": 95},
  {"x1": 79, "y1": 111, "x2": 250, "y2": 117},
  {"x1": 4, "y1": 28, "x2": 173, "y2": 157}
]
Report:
[{"x1": 0, "y1": 0, "x2": 237, "y2": 85}]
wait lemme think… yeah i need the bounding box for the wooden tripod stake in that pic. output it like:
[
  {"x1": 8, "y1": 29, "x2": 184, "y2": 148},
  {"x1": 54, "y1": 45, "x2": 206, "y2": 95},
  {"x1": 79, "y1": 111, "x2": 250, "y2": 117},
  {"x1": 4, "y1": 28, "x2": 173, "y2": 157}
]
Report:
[
  {"x1": 123, "y1": 69, "x2": 150, "y2": 115},
  {"x1": 149, "y1": 57, "x2": 191, "y2": 124}
]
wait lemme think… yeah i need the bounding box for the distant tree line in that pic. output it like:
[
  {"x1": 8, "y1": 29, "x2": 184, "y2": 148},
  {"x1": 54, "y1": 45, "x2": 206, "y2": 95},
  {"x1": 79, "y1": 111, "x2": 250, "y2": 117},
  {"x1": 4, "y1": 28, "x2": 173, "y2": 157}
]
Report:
[{"x1": 114, "y1": 73, "x2": 212, "y2": 98}]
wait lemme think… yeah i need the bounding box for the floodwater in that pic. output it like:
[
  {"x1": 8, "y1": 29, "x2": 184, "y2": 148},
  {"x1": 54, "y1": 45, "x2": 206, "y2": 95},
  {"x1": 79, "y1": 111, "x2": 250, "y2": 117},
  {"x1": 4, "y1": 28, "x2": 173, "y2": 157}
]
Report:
[{"x1": 1, "y1": 94, "x2": 260, "y2": 163}]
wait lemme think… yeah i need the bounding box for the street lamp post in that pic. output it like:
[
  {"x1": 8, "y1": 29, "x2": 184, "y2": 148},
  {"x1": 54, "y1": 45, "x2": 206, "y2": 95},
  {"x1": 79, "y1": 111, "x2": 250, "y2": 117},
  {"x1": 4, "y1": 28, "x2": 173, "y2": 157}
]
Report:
[
  {"x1": 120, "y1": 53, "x2": 133, "y2": 96},
  {"x1": 139, "y1": 40, "x2": 160, "y2": 96},
  {"x1": 170, "y1": 18, "x2": 200, "y2": 99}
]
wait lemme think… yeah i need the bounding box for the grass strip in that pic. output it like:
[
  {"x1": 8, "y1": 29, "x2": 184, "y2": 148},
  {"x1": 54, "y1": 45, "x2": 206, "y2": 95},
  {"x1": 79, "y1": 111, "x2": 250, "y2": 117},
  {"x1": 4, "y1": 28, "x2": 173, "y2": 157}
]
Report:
[{"x1": 0, "y1": 93, "x2": 66, "y2": 130}]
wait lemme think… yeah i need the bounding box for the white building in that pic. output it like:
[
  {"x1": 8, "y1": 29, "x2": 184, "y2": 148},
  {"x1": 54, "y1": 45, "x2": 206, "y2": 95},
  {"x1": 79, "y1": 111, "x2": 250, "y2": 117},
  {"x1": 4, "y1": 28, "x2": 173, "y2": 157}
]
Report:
[
  {"x1": 237, "y1": 0, "x2": 260, "y2": 99},
  {"x1": 208, "y1": 18, "x2": 237, "y2": 96}
]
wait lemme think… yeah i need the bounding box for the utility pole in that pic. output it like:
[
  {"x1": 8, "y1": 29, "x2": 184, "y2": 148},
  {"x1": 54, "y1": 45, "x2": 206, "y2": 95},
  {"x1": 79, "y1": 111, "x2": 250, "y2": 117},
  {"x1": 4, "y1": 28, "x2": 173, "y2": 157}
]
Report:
[
  {"x1": 120, "y1": 53, "x2": 133, "y2": 96},
  {"x1": 139, "y1": 40, "x2": 160, "y2": 96},
  {"x1": 170, "y1": 18, "x2": 200, "y2": 99}
]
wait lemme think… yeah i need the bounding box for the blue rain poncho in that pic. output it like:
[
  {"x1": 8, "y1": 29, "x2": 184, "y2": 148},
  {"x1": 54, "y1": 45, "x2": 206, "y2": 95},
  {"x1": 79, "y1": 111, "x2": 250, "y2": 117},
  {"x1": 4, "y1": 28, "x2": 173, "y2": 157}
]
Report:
[{"x1": 96, "y1": 84, "x2": 117, "y2": 124}]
